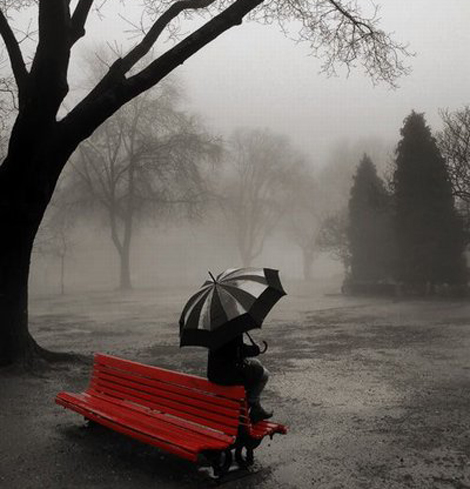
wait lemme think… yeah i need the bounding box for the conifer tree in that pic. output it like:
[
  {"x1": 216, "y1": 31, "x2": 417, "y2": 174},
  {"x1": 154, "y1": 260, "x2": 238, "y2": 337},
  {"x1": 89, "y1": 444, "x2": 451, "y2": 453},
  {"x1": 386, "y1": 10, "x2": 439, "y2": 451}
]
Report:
[
  {"x1": 348, "y1": 154, "x2": 392, "y2": 284},
  {"x1": 393, "y1": 111, "x2": 466, "y2": 289}
]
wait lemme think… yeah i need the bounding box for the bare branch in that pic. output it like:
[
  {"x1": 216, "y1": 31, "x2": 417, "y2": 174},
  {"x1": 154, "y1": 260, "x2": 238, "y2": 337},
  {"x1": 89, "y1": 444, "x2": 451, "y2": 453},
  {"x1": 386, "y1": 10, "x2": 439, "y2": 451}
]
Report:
[
  {"x1": 120, "y1": 0, "x2": 216, "y2": 74},
  {"x1": 0, "y1": 8, "x2": 28, "y2": 98},
  {"x1": 84, "y1": 0, "x2": 218, "y2": 101},
  {"x1": 61, "y1": 0, "x2": 264, "y2": 144},
  {"x1": 438, "y1": 106, "x2": 470, "y2": 206}
]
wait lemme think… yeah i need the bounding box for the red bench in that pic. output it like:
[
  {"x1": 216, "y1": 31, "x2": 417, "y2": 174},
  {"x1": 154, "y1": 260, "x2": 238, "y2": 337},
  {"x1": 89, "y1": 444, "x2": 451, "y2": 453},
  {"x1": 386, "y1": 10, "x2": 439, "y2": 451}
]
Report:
[{"x1": 55, "y1": 353, "x2": 287, "y2": 477}]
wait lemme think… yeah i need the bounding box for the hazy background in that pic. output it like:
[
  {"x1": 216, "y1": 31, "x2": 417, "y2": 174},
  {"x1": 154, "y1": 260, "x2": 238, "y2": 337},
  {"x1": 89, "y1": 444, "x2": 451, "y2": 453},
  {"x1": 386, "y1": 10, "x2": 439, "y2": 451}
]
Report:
[{"x1": 27, "y1": 0, "x2": 470, "y2": 296}]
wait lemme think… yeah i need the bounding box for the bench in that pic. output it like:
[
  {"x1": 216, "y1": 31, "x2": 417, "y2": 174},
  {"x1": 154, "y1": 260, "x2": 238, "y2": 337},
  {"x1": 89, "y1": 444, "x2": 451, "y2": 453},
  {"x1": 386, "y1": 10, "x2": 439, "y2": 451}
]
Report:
[{"x1": 55, "y1": 353, "x2": 287, "y2": 477}]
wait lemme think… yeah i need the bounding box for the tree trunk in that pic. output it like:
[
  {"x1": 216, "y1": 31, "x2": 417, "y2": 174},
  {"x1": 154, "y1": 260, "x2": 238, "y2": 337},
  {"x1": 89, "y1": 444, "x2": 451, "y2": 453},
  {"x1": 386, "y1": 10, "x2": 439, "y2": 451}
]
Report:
[
  {"x1": 0, "y1": 128, "x2": 77, "y2": 366},
  {"x1": 0, "y1": 210, "x2": 40, "y2": 366},
  {"x1": 302, "y1": 248, "x2": 315, "y2": 281},
  {"x1": 119, "y1": 244, "x2": 132, "y2": 290},
  {"x1": 60, "y1": 254, "x2": 65, "y2": 295}
]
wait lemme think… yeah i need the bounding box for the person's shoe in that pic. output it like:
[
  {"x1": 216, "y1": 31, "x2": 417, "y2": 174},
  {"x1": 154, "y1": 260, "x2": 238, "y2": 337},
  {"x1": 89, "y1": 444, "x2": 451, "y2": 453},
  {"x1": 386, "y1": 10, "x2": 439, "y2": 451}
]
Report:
[{"x1": 249, "y1": 404, "x2": 273, "y2": 424}]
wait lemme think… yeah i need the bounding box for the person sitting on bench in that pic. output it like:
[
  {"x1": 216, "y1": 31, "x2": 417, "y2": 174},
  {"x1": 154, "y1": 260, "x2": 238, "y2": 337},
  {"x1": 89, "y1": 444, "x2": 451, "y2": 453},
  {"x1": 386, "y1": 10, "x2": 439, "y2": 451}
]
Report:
[{"x1": 207, "y1": 332, "x2": 273, "y2": 423}]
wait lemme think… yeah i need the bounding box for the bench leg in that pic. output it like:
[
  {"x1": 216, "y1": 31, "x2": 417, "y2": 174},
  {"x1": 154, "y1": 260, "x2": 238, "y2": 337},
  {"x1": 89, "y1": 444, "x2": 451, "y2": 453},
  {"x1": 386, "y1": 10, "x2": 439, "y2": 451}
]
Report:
[
  {"x1": 83, "y1": 417, "x2": 99, "y2": 428},
  {"x1": 235, "y1": 446, "x2": 254, "y2": 467},
  {"x1": 234, "y1": 439, "x2": 261, "y2": 468},
  {"x1": 206, "y1": 449, "x2": 233, "y2": 478}
]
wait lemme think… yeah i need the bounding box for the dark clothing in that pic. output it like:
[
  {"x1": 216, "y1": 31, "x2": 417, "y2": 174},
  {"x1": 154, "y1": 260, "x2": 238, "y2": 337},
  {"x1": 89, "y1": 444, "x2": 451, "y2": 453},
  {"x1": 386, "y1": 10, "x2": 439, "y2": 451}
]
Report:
[
  {"x1": 207, "y1": 335, "x2": 260, "y2": 385},
  {"x1": 208, "y1": 333, "x2": 271, "y2": 418}
]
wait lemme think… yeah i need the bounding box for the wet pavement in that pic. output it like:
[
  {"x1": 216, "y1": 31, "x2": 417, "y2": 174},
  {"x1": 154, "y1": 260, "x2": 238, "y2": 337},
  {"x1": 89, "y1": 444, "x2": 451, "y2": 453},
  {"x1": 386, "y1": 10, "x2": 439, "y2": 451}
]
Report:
[{"x1": 1, "y1": 288, "x2": 470, "y2": 488}]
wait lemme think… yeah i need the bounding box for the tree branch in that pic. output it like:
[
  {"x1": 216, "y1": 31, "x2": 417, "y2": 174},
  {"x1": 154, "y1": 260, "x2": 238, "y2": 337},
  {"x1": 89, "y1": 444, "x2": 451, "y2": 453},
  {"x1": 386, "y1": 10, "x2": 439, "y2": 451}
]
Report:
[
  {"x1": 83, "y1": 0, "x2": 217, "y2": 103},
  {"x1": 61, "y1": 0, "x2": 264, "y2": 145},
  {"x1": 327, "y1": 0, "x2": 372, "y2": 34},
  {"x1": 29, "y1": 0, "x2": 71, "y2": 118},
  {"x1": 119, "y1": 0, "x2": 217, "y2": 76},
  {"x1": 70, "y1": 0, "x2": 95, "y2": 45},
  {"x1": 0, "y1": 9, "x2": 28, "y2": 100}
]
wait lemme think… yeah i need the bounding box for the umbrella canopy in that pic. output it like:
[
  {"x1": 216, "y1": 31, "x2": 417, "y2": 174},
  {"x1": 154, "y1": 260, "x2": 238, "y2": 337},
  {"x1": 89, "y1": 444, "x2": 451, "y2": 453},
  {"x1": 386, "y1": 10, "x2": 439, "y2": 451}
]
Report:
[{"x1": 179, "y1": 267, "x2": 286, "y2": 349}]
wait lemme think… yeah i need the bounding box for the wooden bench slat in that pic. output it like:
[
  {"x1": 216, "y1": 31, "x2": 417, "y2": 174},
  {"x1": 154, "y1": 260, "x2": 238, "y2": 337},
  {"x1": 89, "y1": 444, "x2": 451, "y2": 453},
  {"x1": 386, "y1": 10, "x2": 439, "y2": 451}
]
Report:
[
  {"x1": 88, "y1": 390, "x2": 235, "y2": 445},
  {"x1": 95, "y1": 354, "x2": 245, "y2": 400},
  {"x1": 88, "y1": 379, "x2": 240, "y2": 434},
  {"x1": 88, "y1": 381, "x2": 240, "y2": 436},
  {"x1": 89, "y1": 376, "x2": 240, "y2": 429},
  {"x1": 94, "y1": 363, "x2": 241, "y2": 410},
  {"x1": 56, "y1": 394, "x2": 199, "y2": 462},
  {"x1": 91, "y1": 368, "x2": 240, "y2": 419},
  {"x1": 249, "y1": 420, "x2": 288, "y2": 439},
  {"x1": 58, "y1": 392, "x2": 230, "y2": 453},
  {"x1": 80, "y1": 392, "x2": 232, "y2": 450}
]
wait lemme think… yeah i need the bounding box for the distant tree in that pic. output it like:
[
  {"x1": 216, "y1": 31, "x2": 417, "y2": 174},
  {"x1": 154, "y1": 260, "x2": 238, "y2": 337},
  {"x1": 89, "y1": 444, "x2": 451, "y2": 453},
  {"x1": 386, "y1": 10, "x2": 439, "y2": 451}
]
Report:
[
  {"x1": 33, "y1": 180, "x2": 79, "y2": 295},
  {"x1": 437, "y1": 107, "x2": 470, "y2": 241},
  {"x1": 437, "y1": 105, "x2": 470, "y2": 248},
  {"x1": 70, "y1": 85, "x2": 220, "y2": 290},
  {"x1": 316, "y1": 209, "x2": 350, "y2": 276},
  {"x1": 438, "y1": 106, "x2": 470, "y2": 205},
  {"x1": 288, "y1": 171, "x2": 321, "y2": 281},
  {"x1": 220, "y1": 128, "x2": 305, "y2": 267},
  {"x1": 393, "y1": 111, "x2": 466, "y2": 290},
  {"x1": 316, "y1": 138, "x2": 393, "y2": 213},
  {"x1": 348, "y1": 154, "x2": 393, "y2": 284},
  {"x1": 34, "y1": 212, "x2": 72, "y2": 296}
]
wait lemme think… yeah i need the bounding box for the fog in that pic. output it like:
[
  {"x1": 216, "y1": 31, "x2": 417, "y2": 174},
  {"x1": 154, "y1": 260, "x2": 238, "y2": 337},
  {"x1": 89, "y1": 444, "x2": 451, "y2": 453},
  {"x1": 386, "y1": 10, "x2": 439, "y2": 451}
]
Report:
[{"x1": 25, "y1": 1, "x2": 470, "y2": 296}]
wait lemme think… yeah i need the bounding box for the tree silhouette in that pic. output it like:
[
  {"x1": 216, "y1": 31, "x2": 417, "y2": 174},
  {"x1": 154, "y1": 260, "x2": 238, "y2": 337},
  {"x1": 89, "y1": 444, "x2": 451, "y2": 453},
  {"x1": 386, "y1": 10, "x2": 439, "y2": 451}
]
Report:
[
  {"x1": 393, "y1": 111, "x2": 466, "y2": 291},
  {"x1": 438, "y1": 106, "x2": 470, "y2": 205},
  {"x1": 348, "y1": 154, "x2": 393, "y2": 285}
]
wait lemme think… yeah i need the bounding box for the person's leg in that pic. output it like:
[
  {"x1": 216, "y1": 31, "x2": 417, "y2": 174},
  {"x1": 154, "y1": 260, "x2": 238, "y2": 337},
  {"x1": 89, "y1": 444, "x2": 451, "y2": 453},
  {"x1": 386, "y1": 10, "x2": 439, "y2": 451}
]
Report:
[
  {"x1": 241, "y1": 359, "x2": 273, "y2": 422},
  {"x1": 246, "y1": 364, "x2": 269, "y2": 405}
]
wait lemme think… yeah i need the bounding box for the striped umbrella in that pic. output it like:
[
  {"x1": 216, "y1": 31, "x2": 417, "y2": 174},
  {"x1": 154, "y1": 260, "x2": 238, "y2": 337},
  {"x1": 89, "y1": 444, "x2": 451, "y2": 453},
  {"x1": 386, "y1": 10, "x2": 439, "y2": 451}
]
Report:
[{"x1": 179, "y1": 267, "x2": 286, "y2": 349}]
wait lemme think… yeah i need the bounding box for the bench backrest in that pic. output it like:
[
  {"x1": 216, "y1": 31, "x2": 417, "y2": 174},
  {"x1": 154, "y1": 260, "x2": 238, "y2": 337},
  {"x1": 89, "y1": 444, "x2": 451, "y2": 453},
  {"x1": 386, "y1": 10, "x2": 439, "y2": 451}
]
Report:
[{"x1": 88, "y1": 354, "x2": 246, "y2": 437}]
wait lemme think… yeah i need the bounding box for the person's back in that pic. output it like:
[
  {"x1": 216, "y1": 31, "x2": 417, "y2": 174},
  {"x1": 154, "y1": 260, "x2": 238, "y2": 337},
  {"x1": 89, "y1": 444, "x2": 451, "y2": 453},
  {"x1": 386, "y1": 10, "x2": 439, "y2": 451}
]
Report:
[
  {"x1": 207, "y1": 333, "x2": 273, "y2": 423},
  {"x1": 207, "y1": 336, "x2": 244, "y2": 385}
]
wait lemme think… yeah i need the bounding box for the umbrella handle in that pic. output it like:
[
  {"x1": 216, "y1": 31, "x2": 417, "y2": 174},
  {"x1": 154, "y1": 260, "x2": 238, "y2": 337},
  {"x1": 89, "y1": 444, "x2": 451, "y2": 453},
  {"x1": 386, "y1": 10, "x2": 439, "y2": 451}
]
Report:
[{"x1": 245, "y1": 332, "x2": 268, "y2": 354}]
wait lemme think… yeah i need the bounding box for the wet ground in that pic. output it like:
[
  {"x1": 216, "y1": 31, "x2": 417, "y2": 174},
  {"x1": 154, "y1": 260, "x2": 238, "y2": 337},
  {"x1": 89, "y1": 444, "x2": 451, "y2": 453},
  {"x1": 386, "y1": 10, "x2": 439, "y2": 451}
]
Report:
[{"x1": 1, "y1": 284, "x2": 470, "y2": 488}]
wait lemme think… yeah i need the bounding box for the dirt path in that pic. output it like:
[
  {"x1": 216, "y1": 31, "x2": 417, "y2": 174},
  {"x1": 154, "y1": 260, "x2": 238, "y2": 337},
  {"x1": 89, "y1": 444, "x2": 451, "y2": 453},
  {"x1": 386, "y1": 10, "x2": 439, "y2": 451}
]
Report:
[{"x1": 1, "y1": 289, "x2": 470, "y2": 488}]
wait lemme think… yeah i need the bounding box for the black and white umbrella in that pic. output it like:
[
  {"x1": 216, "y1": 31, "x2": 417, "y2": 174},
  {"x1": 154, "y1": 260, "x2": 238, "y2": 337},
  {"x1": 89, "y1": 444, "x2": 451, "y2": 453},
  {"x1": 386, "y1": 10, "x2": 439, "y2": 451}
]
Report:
[{"x1": 179, "y1": 267, "x2": 286, "y2": 349}]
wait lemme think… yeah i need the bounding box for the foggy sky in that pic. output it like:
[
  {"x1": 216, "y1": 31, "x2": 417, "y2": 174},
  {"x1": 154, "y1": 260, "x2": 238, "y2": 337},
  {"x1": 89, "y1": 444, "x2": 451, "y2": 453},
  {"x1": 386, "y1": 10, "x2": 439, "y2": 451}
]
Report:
[
  {"x1": 68, "y1": 0, "x2": 470, "y2": 170},
  {"x1": 180, "y1": 0, "x2": 470, "y2": 167}
]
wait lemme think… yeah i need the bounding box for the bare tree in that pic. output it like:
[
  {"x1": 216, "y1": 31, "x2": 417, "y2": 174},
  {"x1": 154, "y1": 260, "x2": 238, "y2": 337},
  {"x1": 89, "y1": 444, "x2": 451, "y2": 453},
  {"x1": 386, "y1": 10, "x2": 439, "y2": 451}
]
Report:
[
  {"x1": 70, "y1": 85, "x2": 220, "y2": 290},
  {"x1": 285, "y1": 170, "x2": 321, "y2": 281},
  {"x1": 33, "y1": 214, "x2": 72, "y2": 296},
  {"x1": 219, "y1": 128, "x2": 305, "y2": 266},
  {"x1": 316, "y1": 209, "x2": 350, "y2": 276},
  {"x1": 33, "y1": 182, "x2": 79, "y2": 296},
  {"x1": 438, "y1": 107, "x2": 470, "y2": 205},
  {"x1": 0, "y1": 0, "x2": 410, "y2": 365}
]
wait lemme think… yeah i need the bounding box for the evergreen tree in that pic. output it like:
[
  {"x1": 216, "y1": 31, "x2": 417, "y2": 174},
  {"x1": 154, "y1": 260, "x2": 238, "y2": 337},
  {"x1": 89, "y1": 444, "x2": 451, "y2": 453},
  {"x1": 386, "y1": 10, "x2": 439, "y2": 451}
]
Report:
[
  {"x1": 393, "y1": 111, "x2": 466, "y2": 288},
  {"x1": 348, "y1": 154, "x2": 393, "y2": 284}
]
